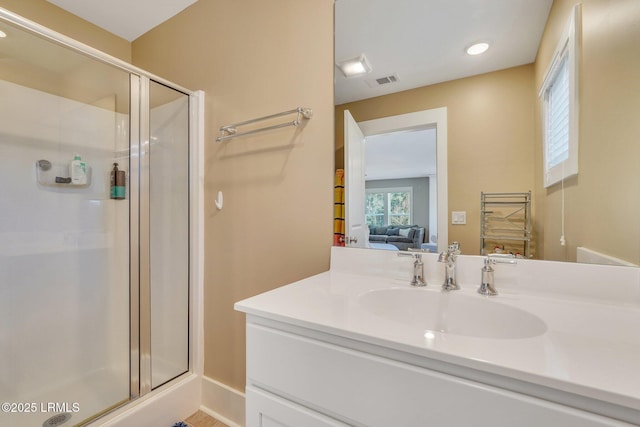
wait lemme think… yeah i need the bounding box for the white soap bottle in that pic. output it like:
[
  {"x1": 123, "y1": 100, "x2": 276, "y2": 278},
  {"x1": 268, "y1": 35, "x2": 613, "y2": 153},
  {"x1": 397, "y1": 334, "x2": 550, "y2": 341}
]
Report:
[{"x1": 70, "y1": 154, "x2": 87, "y2": 185}]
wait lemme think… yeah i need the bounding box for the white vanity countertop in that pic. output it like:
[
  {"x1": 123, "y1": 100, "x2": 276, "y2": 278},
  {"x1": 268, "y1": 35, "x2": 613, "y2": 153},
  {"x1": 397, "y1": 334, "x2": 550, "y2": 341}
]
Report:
[{"x1": 235, "y1": 250, "x2": 640, "y2": 414}]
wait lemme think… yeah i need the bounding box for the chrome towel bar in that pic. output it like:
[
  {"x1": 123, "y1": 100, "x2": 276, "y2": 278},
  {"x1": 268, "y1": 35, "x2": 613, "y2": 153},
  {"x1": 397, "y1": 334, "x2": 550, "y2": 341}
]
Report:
[{"x1": 216, "y1": 107, "x2": 313, "y2": 142}]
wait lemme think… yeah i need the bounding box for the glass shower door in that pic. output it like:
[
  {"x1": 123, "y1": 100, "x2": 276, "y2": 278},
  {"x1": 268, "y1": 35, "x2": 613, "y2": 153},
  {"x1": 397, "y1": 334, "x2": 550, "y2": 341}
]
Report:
[
  {"x1": 0, "y1": 19, "x2": 132, "y2": 426},
  {"x1": 147, "y1": 80, "x2": 190, "y2": 389}
]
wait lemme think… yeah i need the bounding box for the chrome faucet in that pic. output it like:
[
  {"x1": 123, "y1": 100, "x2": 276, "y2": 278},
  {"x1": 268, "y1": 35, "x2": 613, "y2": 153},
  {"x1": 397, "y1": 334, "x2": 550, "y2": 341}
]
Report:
[
  {"x1": 478, "y1": 254, "x2": 517, "y2": 296},
  {"x1": 438, "y1": 242, "x2": 461, "y2": 291},
  {"x1": 398, "y1": 252, "x2": 426, "y2": 287}
]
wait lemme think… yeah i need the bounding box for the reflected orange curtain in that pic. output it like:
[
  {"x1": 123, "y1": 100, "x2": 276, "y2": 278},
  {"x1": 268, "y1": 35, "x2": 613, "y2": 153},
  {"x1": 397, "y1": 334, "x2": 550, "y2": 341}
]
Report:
[{"x1": 334, "y1": 169, "x2": 345, "y2": 246}]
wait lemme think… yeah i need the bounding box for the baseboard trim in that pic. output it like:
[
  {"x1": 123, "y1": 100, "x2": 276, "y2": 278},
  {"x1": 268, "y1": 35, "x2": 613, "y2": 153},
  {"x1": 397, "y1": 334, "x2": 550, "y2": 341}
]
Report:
[{"x1": 201, "y1": 376, "x2": 245, "y2": 427}]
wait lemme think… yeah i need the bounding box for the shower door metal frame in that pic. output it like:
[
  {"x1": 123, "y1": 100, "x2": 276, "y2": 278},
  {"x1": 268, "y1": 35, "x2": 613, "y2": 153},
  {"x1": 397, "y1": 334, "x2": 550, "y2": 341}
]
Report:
[
  {"x1": 138, "y1": 76, "x2": 153, "y2": 396},
  {"x1": 130, "y1": 74, "x2": 142, "y2": 400},
  {"x1": 130, "y1": 74, "x2": 160, "y2": 399}
]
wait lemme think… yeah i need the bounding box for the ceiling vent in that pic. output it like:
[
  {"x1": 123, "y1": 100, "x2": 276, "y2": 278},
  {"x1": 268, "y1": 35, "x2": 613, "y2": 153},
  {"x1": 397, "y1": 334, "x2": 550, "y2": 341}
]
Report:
[
  {"x1": 376, "y1": 75, "x2": 398, "y2": 85},
  {"x1": 366, "y1": 74, "x2": 399, "y2": 88}
]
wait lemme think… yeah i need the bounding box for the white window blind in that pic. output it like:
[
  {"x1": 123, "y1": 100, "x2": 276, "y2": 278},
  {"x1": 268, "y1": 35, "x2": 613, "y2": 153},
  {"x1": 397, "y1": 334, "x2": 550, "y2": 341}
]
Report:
[{"x1": 546, "y1": 54, "x2": 570, "y2": 169}]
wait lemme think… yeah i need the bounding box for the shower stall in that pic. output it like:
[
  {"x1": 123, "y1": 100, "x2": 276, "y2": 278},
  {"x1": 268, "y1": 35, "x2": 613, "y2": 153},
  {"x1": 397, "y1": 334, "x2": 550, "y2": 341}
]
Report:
[{"x1": 0, "y1": 9, "x2": 202, "y2": 427}]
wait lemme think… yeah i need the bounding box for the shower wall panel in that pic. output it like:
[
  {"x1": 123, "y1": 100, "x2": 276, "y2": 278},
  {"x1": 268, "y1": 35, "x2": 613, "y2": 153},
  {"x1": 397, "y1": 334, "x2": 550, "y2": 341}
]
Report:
[{"x1": 0, "y1": 79, "x2": 130, "y2": 426}]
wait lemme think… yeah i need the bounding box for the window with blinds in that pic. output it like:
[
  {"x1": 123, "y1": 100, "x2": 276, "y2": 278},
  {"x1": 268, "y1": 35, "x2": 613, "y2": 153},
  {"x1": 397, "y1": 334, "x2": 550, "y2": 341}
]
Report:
[
  {"x1": 545, "y1": 54, "x2": 570, "y2": 169},
  {"x1": 540, "y1": 5, "x2": 580, "y2": 188}
]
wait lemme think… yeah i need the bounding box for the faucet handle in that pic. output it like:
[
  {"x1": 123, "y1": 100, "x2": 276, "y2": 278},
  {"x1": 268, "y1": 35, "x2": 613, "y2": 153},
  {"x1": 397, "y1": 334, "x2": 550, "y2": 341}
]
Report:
[
  {"x1": 487, "y1": 253, "x2": 517, "y2": 265},
  {"x1": 398, "y1": 251, "x2": 422, "y2": 260},
  {"x1": 439, "y1": 241, "x2": 461, "y2": 262}
]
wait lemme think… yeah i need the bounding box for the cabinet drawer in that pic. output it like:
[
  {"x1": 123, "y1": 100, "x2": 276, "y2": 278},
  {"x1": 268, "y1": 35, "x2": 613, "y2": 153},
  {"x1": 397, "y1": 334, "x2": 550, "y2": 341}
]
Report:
[
  {"x1": 246, "y1": 385, "x2": 350, "y2": 427},
  {"x1": 247, "y1": 322, "x2": 632, "y2": 427}
]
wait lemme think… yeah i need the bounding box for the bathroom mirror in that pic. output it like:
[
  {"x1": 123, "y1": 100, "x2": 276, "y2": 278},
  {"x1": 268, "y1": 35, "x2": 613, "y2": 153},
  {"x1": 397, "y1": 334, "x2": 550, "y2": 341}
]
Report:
[{"x1": 335, "y1": 0, "x2": 640, "y2": 266}]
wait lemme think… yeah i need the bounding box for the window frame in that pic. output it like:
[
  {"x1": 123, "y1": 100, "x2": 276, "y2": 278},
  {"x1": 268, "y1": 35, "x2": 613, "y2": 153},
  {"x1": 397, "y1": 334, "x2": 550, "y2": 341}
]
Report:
[
  {"x1": 365, "y1": 187, "x2": 413, "y2": 226},
  {"x1": 539, "y1": 4, "x2": 581, "y2": 188},
  {"x1": 364, "y1": 191, "x2": 385, "y2": 227}
]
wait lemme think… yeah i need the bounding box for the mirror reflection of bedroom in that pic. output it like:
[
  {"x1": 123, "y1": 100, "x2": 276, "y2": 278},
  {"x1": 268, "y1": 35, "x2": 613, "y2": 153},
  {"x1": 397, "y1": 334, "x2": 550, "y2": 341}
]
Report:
[{"x1": 363, "y1": 128, "x2": 437, "y2": 252}]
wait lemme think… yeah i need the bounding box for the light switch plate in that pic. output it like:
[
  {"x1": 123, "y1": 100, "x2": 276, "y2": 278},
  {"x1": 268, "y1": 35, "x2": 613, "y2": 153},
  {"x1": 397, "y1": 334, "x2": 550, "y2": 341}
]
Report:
[{"x1": 451, "y1": 211, "x2": 466, "y2": 225}]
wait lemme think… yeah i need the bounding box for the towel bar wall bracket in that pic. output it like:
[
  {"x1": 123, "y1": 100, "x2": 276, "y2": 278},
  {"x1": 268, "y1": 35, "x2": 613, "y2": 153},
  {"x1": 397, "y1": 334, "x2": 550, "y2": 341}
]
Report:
[{"x1": 216, "y1": 107, "x2": 313, "y2": 142}]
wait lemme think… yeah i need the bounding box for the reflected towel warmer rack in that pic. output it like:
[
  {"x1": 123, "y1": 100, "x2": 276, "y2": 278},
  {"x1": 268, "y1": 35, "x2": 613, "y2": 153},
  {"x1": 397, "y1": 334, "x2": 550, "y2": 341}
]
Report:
[{"x1": 216, "y1": 107, "x2": 313, "y2": 142}]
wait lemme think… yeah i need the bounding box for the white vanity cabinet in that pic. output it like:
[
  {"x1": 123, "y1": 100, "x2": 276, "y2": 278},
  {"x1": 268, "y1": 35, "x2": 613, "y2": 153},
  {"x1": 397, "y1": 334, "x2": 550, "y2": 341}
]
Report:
[
  {"x1": 245, "y1": 317, "x2": 634, "y2": 427},
  {"x1": 237, "y1": 247, "x2": 640, "y2": 426}
]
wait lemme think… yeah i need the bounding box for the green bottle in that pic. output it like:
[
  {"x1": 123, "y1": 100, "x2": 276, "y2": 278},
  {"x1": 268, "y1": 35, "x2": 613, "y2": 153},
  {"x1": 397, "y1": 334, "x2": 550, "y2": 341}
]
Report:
[{"x1": 110, "y1": 163, "x2": 126, "y2": 199}]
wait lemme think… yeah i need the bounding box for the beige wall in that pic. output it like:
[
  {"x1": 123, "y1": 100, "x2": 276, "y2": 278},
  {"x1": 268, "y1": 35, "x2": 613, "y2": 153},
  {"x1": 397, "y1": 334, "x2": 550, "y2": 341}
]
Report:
[
  {"x1": 534, "y1": 0, "x2": 640, "y2": 263},
  {"x1": 336, "y1": 65, "x2": 537, "y2": 255},
  {"x1": 0, "y1": 0, "x2": 130, "y2": 61},
  {"x1": 132, "y1": 0, "x2": 334, "y2": 391}
]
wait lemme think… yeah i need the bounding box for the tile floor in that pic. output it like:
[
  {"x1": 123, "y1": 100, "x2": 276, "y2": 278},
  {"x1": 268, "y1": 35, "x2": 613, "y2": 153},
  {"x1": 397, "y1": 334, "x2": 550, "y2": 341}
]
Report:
[{"x1": 183, "y1": 410, "x2": 229, "y2": 427}]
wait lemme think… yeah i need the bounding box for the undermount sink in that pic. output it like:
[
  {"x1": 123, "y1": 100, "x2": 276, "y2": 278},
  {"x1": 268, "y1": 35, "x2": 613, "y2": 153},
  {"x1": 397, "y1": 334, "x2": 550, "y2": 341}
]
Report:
[{"x1": 359, "y1": 288, "x2": 547, "y2": 339}]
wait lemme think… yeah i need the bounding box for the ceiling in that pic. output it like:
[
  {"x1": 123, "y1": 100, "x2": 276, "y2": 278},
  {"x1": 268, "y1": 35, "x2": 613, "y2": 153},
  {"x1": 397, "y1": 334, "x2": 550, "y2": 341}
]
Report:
[
  {"x1": 46, "y1": 0, "x2": 197, "y2": 41},
  {"x1": 365, "y1": 128, "x2": 436, "y2": 181},
  {"x1": 335, "y1": 0, "x2": 553, "y2": 104}
]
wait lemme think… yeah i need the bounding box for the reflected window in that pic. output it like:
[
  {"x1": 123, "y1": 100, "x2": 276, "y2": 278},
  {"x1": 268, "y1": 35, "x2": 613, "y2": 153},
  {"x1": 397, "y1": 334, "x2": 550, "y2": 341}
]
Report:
[{"x1": 366, "y1": 188, "x2": 412, "y2": 226}]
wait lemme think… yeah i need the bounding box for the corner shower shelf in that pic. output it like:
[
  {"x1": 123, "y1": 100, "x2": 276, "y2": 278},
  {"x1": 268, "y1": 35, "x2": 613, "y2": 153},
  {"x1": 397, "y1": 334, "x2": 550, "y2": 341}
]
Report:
[
  {"x1": 35, "y1": 160, "x2": 92, "y2": 188},
  {"x1": 480, "y1": 191, "x2": 532, "y2": 258}
]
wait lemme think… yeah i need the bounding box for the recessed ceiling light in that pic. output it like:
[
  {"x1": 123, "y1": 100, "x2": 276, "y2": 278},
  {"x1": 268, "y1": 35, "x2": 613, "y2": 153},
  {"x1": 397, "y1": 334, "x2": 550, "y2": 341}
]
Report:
[
  {"x1": 466, "y1": 42, "x2": 490, "y2": 56},
  {"x1": 336, "y1": 54, "x2": 372, "y2": 78},
  {"x1": 0, "y1": 30, "x2": 7, "y2": 38}
]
